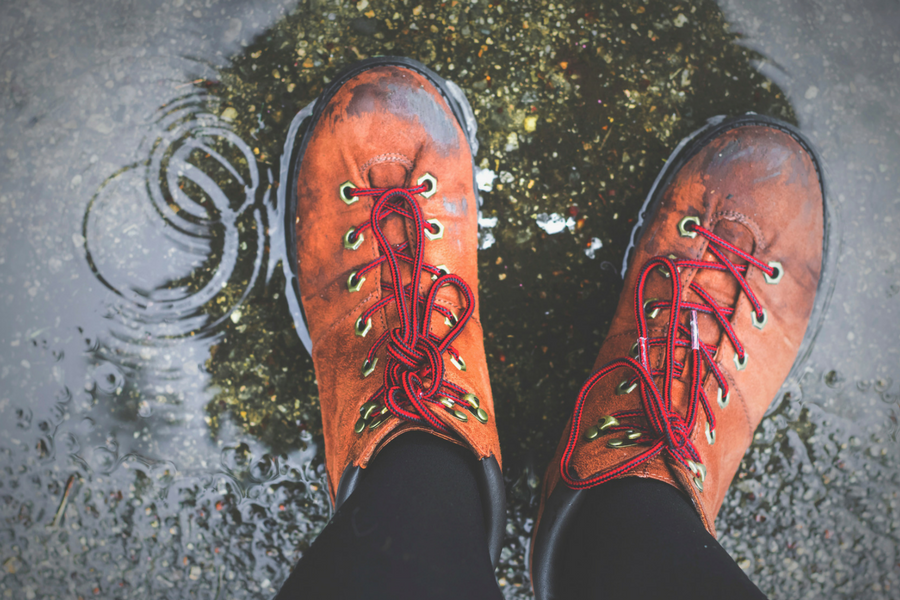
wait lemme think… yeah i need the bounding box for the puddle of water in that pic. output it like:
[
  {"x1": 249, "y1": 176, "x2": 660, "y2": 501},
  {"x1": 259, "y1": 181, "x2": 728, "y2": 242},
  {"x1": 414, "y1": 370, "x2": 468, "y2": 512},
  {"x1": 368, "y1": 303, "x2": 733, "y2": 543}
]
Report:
[{"x1": 1, "y1": 0, "x2": 898, "y2": 598}]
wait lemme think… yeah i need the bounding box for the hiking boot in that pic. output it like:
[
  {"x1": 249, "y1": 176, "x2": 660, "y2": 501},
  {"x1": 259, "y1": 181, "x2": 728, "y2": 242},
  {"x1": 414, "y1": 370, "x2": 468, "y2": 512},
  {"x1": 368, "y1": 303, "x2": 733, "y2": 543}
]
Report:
[
  {"x1": 531, "y1": 115, "x2": 834, "y2": 598},
  {"x1": 287, "y1": 57, "x2": 504, "y2": 564}
]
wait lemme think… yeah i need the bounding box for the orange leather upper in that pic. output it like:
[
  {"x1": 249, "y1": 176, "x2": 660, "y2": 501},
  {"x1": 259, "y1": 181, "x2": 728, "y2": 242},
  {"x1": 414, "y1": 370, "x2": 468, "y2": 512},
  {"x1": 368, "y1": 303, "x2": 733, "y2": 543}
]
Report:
[
  {"x1": 294, "y1": 66, "x2": 501, "y2": 504},
  {"x1": 539, "y1": 125, "x2": 824, "y2": 536}
]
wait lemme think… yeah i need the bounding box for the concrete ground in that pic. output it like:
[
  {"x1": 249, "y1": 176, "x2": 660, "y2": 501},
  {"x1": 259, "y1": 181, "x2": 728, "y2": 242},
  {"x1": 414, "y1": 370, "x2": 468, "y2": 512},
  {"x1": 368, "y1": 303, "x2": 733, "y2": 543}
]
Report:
[{"x1": 1, "y1": 0, "x2": 898, "y2": 597}]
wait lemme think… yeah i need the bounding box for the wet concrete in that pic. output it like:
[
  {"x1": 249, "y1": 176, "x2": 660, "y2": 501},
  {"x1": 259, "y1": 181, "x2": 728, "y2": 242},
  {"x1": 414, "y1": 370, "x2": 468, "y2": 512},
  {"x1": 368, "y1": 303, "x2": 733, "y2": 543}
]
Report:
[{"x1": 1, "y1": 0, "x2": 898, "y2": 598}]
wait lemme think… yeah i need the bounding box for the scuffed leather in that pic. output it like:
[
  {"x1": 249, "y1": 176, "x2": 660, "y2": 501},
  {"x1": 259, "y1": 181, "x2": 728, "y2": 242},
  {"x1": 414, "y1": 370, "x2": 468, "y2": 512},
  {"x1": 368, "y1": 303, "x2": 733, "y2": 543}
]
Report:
[
  {"x1": 294, "y1": 66, "x2": 501, "y2": 505},
  {"x1": 537, "y1": 125, "x2": 824, "y2": 538}
]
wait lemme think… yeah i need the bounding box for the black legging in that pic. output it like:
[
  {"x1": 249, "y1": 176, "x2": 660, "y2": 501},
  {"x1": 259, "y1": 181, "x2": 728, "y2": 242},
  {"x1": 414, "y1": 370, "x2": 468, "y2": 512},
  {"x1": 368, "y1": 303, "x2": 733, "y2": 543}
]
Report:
[{"x1": 275, "y1": 432, "x2": 767, "y2": 600}]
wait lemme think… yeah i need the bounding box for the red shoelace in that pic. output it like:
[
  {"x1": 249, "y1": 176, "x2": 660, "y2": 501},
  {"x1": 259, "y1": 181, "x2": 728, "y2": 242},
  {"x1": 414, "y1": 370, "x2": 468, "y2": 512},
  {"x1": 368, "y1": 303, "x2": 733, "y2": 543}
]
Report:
[
  {"x1": 560, "y1": 219, "x2": 779, "y2": 489},
  {"x1": 346, "y1": 182, "x2": 478, "y2": 433}
]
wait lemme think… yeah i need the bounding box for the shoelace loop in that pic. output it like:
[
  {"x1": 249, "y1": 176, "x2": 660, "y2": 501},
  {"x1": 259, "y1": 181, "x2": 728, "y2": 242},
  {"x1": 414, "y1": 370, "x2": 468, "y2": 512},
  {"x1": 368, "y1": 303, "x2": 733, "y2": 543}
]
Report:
[
  {"x1": 347, "y1": 181, "x2": 479, "y2": 433},
  {"x1": 561, "y1": 219, "x2": 777, "y2": 490}
]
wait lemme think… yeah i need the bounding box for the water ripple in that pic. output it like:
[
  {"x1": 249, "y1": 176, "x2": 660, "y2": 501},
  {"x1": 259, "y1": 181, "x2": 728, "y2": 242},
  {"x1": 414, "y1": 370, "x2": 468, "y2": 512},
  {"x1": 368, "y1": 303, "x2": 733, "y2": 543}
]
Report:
[{"x1": 83, "y1": 92, "x2": 267, "y2": 346}]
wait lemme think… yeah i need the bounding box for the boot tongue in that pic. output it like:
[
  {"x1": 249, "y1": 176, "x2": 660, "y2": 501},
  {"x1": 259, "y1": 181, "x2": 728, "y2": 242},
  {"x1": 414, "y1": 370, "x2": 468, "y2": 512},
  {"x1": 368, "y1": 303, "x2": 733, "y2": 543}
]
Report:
[
  {"x1": 650, "y1": 219, "x2": 757, "y2": 393},
  {"x1": 368, "y1": 162, "x2": 409, "y2": 188},
  {"x1": 368, "y1": 160, "x2": 411, "y2": 254},
  {"x1": 669, "y1": 218, "x2": 756, "y2": 387},
  {"x1": 689, "y1": 219, "x2": 756, "y2": 324},
  {"x1": 367, "y1": 161, "x2": 415, "y2": 295}
]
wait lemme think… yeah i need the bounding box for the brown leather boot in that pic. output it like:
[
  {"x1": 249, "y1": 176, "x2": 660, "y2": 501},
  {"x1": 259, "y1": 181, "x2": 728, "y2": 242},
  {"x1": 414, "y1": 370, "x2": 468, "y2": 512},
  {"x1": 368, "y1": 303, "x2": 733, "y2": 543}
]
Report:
[
  {"x1": 287, "y1": 57, "x2": 505, "y2": 564},
  {"x1": 531, "y1": 115, "x2": 835, "y2": 598}
]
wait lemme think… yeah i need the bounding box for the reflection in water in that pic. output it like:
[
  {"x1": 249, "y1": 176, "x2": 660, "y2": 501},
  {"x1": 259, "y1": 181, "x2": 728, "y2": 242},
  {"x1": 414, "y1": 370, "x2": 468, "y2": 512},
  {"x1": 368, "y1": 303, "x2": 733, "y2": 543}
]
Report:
[
  {"x1": 83, "y1": 92, "x2": 267, "y2": 343},
  {"x1": 0, "y1": 87, "x2": 332, "y2": 597}
]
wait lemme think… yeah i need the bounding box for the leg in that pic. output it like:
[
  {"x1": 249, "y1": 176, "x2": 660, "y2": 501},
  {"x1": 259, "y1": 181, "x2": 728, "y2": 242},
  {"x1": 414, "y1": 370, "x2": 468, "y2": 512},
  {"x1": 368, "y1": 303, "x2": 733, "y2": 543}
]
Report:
[
  {"x1": 560, "y1": 478, "x2": 766, "y2": 600},
  {"x1": 276, "y1": 432, "x2": 503, "y2": 600}
]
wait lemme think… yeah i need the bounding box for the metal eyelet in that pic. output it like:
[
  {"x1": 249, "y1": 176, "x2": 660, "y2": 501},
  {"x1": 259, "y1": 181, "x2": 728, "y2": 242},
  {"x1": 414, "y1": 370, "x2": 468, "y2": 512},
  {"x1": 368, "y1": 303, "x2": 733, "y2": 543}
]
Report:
[
  {"x1": 452, "y1": 409, "x2": 468, "y2": 422},
  {"x1": 360, "y1": 401, "x2": 380, "y2": 420},
  {"x1": 705, "y1": 421, "x2": 716, "y2": 445},
  {"x1": 369, "y1": 415, "x2": 389, "y2": 430},
  {"x1": 355, "y1": 317, "x2": 373, "y2": 338},
  {"x1": 343, "y1": 228, "x2": 364, "y2": 250},
  {"x1": 716, "y1": 387, "x2": 731, "y2": 409},
  {"x1": 361, "y1": 357, "x2": 378, "y2": 378},
  {"x1": 733, "y1": 351, "x2": 749, "y2": 371},
  {"x1": 359, "y1": 405, "x2": 390, "y2": 432},
  {"x1": 643, "y1": 298, "x2": 660, "y2": 320},
  {"x1": 751, "y1": 308, "x2": 767, "y2": 330},
  {"x1": 598, "y1": 415, "x2": 620, "y2": 431},
  {"x1": 460, "y1": 394, "x2": 488, "y2": 424},
  {"x1": 424, "y1": 219, "x2": 444, "y2": 241},
  {"x1": 417, "y1": 172, "x2": 438, "y2": 198},
  {"x1": 450, "y1": 355, "x2": 467, "y2": 372},
  {"x1": 444, "y1": 312, "x2": 458, "y2": 327},
  {"x1": 439, "y1": 397, "x2": 455, "y2": 409},
  {"x1": 615, "y1": 379, "x2": 638, "y2": 395},
  {"x1": 587, "y1": 415, "x2": 622, "y2": 441},
  {"x1": 687, "y1": 460, "x2": 707, "y2": 491},
  {"x1": 431, "y1": 264, "x2": 450, "y2": 281},
  {"x1": 764, "y1": 261, "x2": 784, "y2": 284},
  {"x1": 687, "y1": 460, "x2": 707, "y2": 482},
  {"x1": 629, "y1": 342, "x2": 640, "y2": 358},
  {"x1": 608, "y1": 437, "x2": 638, "y2": 449},
  {"x1": 678, "y1": 215, "x2": 700, "y2": 238},
  {"x1": 658, "y1": 254, "x2": 680, "y2": 278},
  {"x1": 339, "y1": 181, "x2": 359, "y2": 205},
  {"x1": 347, "y1": 271, "x2": 365, "y2": 293},
  {"x1": 689, "y1": 464, "x2": 705, "y2": 491}
]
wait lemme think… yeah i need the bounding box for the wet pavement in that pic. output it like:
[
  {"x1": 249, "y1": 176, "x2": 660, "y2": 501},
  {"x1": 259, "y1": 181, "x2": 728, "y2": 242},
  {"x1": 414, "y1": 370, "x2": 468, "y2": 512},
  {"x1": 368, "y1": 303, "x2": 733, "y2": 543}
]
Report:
[{"x1": 1, "y1": 0, "x2": 898, "y2": 598}]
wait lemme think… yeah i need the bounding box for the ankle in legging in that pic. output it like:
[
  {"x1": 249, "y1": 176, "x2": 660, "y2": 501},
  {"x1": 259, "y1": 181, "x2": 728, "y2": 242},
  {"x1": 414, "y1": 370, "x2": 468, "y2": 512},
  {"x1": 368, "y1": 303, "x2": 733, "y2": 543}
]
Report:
[
  {"x1": 559, "y1": 477, "x2": 768, "y2": 600},
  {"x1": 275, "y1": 433, "x2": 767, "y2": 600},
  {"x1": 275, "y1": 432, "x2": 503, "y2": 600}
]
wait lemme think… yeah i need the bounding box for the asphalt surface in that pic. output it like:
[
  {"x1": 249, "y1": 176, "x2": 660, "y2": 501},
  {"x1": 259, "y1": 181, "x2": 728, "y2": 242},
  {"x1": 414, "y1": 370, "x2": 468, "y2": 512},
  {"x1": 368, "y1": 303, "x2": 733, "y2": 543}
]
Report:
[{"x1": 1, "y1": 0, "x2": 898, "y2": 598}]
